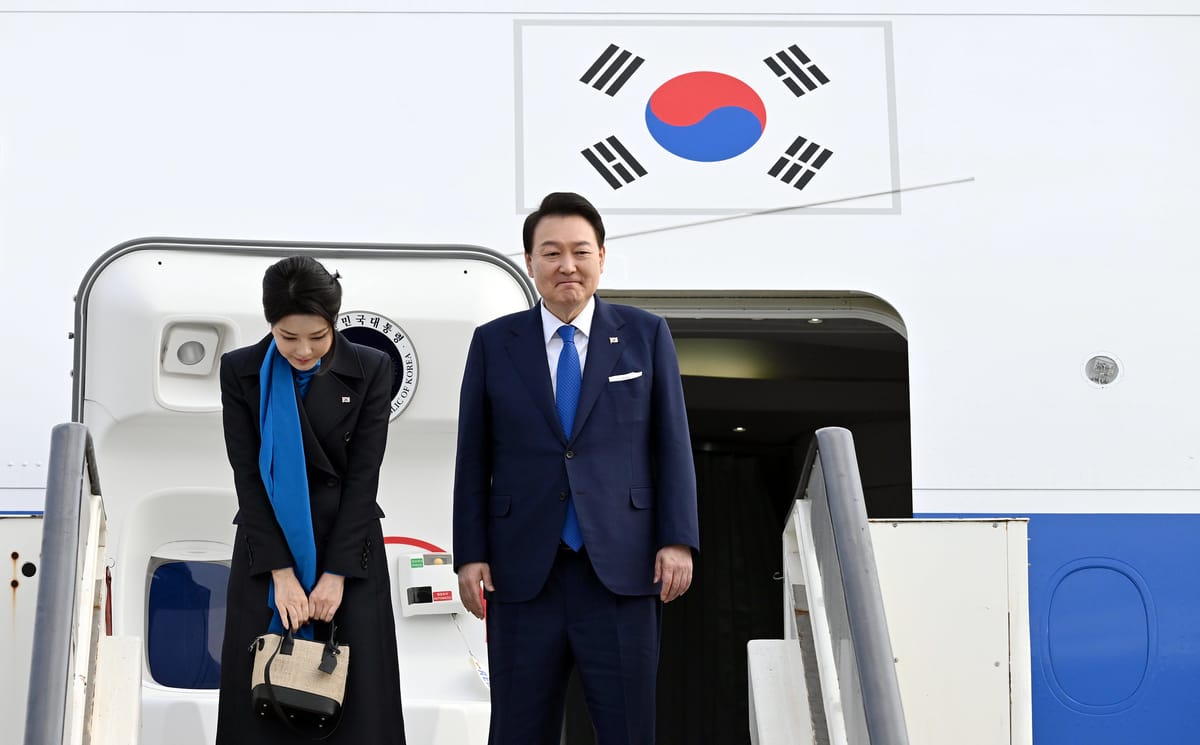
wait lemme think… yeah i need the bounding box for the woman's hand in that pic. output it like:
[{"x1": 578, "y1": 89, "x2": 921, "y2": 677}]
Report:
[
  {"x1": 308, "y1": 573, "x2": 345, "y2": 623},
  {"x1": 271, "y1": 567, "x2": 310, "y2": 632}
]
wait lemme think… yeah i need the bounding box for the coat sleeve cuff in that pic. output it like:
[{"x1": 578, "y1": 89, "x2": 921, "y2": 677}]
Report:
[{"x1": 322, "y1": 536, "x2": 374, "y2": 579}]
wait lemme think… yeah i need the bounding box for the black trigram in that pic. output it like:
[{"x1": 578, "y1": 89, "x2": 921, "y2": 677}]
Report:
[
  {"x1": 764, "y1": 45, "x2": 830, "y2": 97},
  {"x1": 768, "y1": 136, "x2": 832, "y2": 190},
  {"x1": 581, "y1": 136, "x2": 647, "y2": 190},
  {"x1": 580, "y1": 44, "x2": 645, "y2": 96}
]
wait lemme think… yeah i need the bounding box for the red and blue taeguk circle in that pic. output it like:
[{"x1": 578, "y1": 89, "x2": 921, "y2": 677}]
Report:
[{"x1": 645, "y1": 71, "x2": 767, "y2": 162}]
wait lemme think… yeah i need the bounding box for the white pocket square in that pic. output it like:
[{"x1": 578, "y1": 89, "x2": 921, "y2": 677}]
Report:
[{"x1": 608, "y1": 371, "x2": 643, "y2": 382}]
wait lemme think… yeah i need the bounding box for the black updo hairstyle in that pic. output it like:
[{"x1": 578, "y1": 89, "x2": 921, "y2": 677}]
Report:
[{"x1": 261, "y1": 256, "x2": 342, "y2": 369}]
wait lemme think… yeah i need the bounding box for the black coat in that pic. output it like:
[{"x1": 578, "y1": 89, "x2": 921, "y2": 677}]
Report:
[{"x1": 215, "y1": 332, "x2": 405, "y2": 745}]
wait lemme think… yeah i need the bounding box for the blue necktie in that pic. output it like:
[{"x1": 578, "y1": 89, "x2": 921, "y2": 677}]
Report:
[{"x1": 556, "y1": 325, "x2": 583, "y2": 551}]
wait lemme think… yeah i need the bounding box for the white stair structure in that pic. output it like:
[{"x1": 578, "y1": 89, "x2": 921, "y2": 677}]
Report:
[
  {"x1": 25, "y1": 423, "x2": 141, "y2": 745},
  {"x1": 748, "y1": 427, "x2": 1032, "y2": 745}
]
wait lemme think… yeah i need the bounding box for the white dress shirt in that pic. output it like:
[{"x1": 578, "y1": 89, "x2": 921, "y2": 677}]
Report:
[{"x1": 540, "y1": 297, "x2": 594, "y2": 396}]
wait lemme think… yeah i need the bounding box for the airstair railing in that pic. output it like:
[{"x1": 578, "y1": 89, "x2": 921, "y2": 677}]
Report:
[
  {"x1": 799, "y1": 426, "x2": 908, "y2": 745},
  {"x1": 24, "y1": 423, "x2": 105, "y2": 745}
]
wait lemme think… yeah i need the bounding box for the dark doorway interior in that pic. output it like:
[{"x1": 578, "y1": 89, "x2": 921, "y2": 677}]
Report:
[{"x1": 566, "y1": 312, "x2": 910, "y2": 744}]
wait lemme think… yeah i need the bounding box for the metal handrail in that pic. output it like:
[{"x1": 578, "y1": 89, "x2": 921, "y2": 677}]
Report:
[
  {"x1": 800, "y1": 426, "x2": 908, "y2": 745},
  {"x1": 24, "y1": 423, "x2": 102, "y2": 745}
]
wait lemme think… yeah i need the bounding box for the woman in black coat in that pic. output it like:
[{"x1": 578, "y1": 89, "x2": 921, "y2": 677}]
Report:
[{"x1": 215, "y1": 256, "x2": 406, "y2": 744}]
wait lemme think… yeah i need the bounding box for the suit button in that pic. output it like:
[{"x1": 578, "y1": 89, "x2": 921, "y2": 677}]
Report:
[
  {"x1": 343, "y1": 432, "x2": 352, "y2": 442},
  {"x1": 565, "y1": 450, "x2": 575, "y2": 459},
  {"x1": 558, "y1": 491, "x2": 567, "y2": 502},
  {"x1": 326, "y1": 478, "x2": 338, "y2": 487}
]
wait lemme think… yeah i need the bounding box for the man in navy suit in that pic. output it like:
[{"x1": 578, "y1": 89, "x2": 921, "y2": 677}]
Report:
[{"x1": 453, "y1": 192, "x2": 699, "y2": 745}]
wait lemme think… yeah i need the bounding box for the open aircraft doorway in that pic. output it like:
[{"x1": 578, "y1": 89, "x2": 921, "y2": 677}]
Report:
[{"x1": 565, "y1": 291, "x2": 911, "y2": 745}]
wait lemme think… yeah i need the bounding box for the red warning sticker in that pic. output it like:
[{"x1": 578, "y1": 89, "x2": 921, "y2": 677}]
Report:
[{"x1": 433, "y1": 591, "x2": 453, "y2": 602}]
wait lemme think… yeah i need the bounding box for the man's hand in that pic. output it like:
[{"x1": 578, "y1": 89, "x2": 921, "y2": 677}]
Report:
[
  {"x1": 654, "y1": 545, "x2": 693, "y2": 603},
  {"x1": 308, "y1": 572, "x2": 345, "y2": 623},
  {"x1": 457, "y1": 562, "x2": 495, "y2": 619},
  {"x1": 271, "y1": 567, "x2": 310, "y2": 631}
]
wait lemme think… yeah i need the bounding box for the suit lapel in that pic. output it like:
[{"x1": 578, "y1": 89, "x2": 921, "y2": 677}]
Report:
[
  {"x1": 570, "y1": 298, "x2": 625, "y2": 442},
  {"x1": 506, "y1": 305, "x2": 564, "y2": 443},
  {"x1": 298, "y1": 378, "x2": 341, "y2": 477},
  {"x1": 299, "y1": 337, "x2": 362, "y2": 477}
]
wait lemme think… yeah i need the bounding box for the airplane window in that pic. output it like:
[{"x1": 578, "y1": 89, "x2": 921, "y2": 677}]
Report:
[{"x1": 146, "y1": 560, "x2": 228, "y2": 689}]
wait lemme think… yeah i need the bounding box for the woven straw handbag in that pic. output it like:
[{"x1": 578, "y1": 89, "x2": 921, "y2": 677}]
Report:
[{"x1": 250, "y1": 623, "x2": 349, "y2": 738}]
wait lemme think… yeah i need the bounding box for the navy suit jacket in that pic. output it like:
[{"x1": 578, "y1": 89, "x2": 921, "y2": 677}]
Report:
[{"x1": 452, "y1": 297, "x2": 699, "y2": 603}]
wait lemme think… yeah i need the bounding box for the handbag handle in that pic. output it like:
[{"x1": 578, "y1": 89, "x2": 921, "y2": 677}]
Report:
[
  {"x1": 261, "y1": 623, "x2": 345, "y2": 741},
  {"x1": 319, "y1": 621, "x2": 341, "y2": 674}
]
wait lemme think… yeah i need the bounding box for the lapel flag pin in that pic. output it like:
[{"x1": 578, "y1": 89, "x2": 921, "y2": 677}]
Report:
[
  {"x1": 610, "y1": 337, "x2": 619, "y2": 344},
  {"x1": 341, "y1": 396, "x2": 351, "y2": 403}
]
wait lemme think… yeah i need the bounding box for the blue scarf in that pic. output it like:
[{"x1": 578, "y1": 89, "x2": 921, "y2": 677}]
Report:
[{"x1": 258, "y1": 340, "x2": 318, "y2": 639}]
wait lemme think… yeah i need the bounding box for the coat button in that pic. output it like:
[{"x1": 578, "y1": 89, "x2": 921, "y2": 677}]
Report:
[
  {"x1": 343, "y1": 432, "x2": 352, "y2": 442},
  {"x1": 559, "y1": 491, "x2": 567, "y2": 502},
  {"x1": 326, "y1": 478, "x2": 338, "y2": 487},
  {"x1": 565, "y1": 450, "x2": 575, "y2": 459}
]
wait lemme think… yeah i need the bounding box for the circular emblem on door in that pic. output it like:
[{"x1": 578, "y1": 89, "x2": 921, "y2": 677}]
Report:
[{"x1": 336, "y1": 311, "x2": 418, "y2": 420}]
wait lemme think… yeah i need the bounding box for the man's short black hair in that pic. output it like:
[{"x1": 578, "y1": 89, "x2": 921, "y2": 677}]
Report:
[{"x1": 522, "y1": 192, "x2": 606, "y2": 254}]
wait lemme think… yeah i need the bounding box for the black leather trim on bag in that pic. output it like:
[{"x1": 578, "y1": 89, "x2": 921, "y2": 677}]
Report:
[{"x1": 250, "y1": 622, "x2": 348, "y2": 740}]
